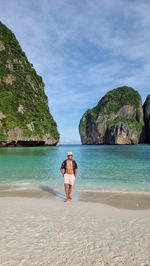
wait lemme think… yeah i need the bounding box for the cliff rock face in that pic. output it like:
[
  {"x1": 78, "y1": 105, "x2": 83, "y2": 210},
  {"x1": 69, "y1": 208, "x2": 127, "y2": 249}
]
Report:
[
  {"x1": 143, "y1": 95, "x2": 150, "y2": 144},
  {"x1": 0, "y1": 22, "x2": 59, "y2": 146},
  {"x1": 79, "y1": 86, "x2": 145, "y2": 144}
]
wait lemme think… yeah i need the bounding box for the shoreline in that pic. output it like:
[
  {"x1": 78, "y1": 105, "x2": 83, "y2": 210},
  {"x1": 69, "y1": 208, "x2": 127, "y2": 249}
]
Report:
[{"x1": 0, "y1": 184, "x2": 150, "y2": 210}]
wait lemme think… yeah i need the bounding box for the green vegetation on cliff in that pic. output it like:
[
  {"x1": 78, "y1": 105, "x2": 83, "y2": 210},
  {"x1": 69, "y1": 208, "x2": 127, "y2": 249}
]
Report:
[
  {"x1": 0, "y1": 22, "x2": 59, "y2": 145},
  {"x1": 79, "y1": 86, "x2": 145, "y2": 144},
  {"x1": 97, "y1": 86, "x2": 141, "y2": 114},
  {"x1": 81, "y1": 86, "x2": 143, "y2": 131}
]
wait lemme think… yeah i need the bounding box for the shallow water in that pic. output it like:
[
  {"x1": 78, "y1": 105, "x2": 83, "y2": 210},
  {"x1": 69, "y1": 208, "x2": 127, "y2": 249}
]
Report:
[{"x1": 0, "y1": 144, "x2": 150, "y2": 192}]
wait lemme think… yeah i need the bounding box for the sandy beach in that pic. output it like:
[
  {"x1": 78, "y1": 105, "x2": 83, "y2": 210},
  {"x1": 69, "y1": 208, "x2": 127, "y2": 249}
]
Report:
[{"x1": 0, "y1": 189, "x2": 150, "y2": 266}]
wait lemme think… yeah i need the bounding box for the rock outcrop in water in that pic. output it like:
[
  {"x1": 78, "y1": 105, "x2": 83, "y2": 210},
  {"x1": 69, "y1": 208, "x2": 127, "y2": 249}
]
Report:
[
  {"x1": 79, "y1": 86, "x2": 145, "y2": 144},
  {"x1": 143, "y1": 95, "x2": 150, "y2": 144},
  {"x1": 0, "y1": 22, "x2": 59, "y2": 146}
]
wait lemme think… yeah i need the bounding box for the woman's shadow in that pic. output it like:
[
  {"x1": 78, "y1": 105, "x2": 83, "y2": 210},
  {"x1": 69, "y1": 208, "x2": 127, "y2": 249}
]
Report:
[{"x1": 40, "y1": 185, "x2": 66, "y2": 200}]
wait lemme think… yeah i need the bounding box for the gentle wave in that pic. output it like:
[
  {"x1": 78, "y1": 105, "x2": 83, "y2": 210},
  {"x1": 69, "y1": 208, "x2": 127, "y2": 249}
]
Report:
[{"x1": 0, "y1": 145, "x2": 150, "y2": 192}]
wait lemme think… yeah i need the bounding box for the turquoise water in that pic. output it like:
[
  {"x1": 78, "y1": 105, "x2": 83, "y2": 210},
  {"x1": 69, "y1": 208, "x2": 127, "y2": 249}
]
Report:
[{"x1": 0, "y1": 144, "x2": 150, "y2": 192}]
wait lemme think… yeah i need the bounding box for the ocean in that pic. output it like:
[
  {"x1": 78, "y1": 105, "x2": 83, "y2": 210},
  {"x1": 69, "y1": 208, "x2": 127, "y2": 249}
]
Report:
[{"x1": 0, "y1": 144, "x2": 150, "y2": 192}]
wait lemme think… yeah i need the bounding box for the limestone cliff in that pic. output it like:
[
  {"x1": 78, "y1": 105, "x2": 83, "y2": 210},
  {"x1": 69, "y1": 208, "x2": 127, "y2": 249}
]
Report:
[
  {"x1": 0, "y1": 22, "x2": 59, "y2": 146},
  {"x1": 143, "y1": 95, "x2": 150, "y2": 144},
  {"x1": 79, "y1": 86, "x2": 145, "y2": 144}
]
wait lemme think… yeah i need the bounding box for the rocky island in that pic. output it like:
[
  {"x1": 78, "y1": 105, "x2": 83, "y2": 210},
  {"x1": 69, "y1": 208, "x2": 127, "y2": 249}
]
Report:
[
  {"x1": 79, "y1": 86, "x2": 146, "y2": 145},
  {"x1": 0, "y1": 22, "x2": 59, "y2": 146},
  {"x1": 143, "y1": 95, "x2": 150, "y2": 144}
]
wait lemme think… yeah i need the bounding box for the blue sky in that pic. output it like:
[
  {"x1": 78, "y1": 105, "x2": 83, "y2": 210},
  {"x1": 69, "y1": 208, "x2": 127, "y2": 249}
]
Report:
[{"x1": 0, "y1": 0, "x2": 150, "y2": 143}]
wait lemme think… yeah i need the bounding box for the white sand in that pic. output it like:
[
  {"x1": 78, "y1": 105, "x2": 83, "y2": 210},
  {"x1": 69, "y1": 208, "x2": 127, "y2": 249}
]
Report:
[{"x1": 0, "y1": 197, "x2": 150, "y2": 266}]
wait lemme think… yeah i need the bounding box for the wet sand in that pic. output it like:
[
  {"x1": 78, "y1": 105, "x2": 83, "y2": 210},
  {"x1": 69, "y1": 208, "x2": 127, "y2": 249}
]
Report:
[
  {"x1": 0, "y1": 185, "x2": 150, "y2": 210},
  {"x1": 78, "y1": 191, "x2": 150, "y2": 210}
]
